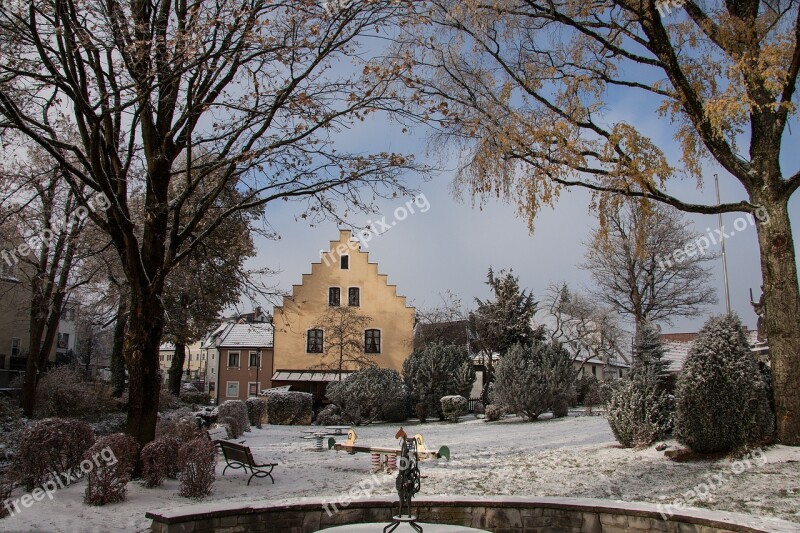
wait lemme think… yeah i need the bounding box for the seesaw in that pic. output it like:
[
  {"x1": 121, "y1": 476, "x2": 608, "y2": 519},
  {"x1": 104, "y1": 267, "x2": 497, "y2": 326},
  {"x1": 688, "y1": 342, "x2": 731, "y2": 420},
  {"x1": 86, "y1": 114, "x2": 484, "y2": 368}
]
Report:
[{"x1": 328, "y1": 428, "x2": 450, "y2": 472}]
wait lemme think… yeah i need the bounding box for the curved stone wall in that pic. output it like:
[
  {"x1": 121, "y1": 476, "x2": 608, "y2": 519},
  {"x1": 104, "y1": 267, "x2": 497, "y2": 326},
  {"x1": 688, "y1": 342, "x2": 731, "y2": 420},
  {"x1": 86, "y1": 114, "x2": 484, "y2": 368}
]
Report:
[{"x1": 145, "y1": 496, "x2": 800, "y2": 533}]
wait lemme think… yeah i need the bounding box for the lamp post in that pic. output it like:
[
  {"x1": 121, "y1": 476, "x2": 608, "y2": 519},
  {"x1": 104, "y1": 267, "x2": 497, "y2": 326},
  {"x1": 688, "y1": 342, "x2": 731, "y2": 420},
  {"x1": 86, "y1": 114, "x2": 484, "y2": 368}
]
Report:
[{"x1": 256, "y1": 347, "x2": 262, "y2": 396}]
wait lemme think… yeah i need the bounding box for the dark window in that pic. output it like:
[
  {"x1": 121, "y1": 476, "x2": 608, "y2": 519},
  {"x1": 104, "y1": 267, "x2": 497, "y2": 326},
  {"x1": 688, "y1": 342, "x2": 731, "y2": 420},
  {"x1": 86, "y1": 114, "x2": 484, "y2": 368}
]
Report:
[
  {"x1": 348, "y1": 287, "x2": 360, "y2": 307},
  {"x1": 619, "y1": 369, "x2": 623, "y2": 378},
  {"x1": 340, "y1": 255, "x2": 349, "y2": 269},
  {"x1": 228, "y1": 351, "x2": 240, "y2": 367},
  {"x1": 329, "y1": 287, "x2": 341, "y2": 306},
  {"x1": 365, "y1": 329, "x2": 381, "y2": 353},
  {"x1": 591, "y1": 365, "x2": 597, "y2": 376},
  {"x1": 11, "y1": 338, "x2": 20, "y2": 357},
  {"x1": 57, "y1": 333, "x2": 69, "y2": 349},
  {"x1": 307, "y1": 329, "x2": 324, "y2": 353},
  {"x1": 249, "y1": 351, "x2": 260, "y2": 368}
]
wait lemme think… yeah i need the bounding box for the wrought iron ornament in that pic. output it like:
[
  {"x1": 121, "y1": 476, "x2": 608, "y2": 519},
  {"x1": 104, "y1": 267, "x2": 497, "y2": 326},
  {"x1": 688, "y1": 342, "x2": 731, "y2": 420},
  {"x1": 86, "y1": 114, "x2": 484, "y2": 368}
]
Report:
[{"x1": 384, "y1": 428, "x2": 422, "y2": 533}]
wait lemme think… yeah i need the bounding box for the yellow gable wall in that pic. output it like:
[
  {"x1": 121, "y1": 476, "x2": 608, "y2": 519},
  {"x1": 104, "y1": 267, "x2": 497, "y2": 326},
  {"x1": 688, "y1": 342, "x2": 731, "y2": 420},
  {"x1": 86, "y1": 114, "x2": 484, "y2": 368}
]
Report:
[{"x1": 273, "y1": 230, "x2": 415, "y2": 372}]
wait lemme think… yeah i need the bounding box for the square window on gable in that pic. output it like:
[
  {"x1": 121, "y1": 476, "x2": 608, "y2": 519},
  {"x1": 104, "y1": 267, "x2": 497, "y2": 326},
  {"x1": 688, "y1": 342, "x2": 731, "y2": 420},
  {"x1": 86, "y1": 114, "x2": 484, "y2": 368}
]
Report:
[{"x1": 340, "y1": 255, "x2": 349, "y2": 269}]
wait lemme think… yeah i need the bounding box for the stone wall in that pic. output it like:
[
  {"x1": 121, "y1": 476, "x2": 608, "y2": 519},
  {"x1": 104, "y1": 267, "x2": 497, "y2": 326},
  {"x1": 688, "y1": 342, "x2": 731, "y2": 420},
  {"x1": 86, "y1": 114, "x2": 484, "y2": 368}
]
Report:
[{"x1": 146, "y1": 496, "x2": 800, "y2": 533}]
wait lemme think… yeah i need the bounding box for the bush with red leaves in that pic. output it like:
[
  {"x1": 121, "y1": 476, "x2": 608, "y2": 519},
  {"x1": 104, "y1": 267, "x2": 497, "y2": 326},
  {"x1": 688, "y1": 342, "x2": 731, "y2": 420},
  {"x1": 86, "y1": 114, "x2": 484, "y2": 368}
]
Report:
[
  {"x1": 83, "y1": 433, "x2": 139, "y2": 506},
  {"x1": 12, "y1": 418, "x2": 95, "y2": 491},
  {"x1": 140, "y1": 437, "x2": 180, "y2": 487},
  {"x1": 178, "y1": 437, "x2": 216, "y2": 498}
]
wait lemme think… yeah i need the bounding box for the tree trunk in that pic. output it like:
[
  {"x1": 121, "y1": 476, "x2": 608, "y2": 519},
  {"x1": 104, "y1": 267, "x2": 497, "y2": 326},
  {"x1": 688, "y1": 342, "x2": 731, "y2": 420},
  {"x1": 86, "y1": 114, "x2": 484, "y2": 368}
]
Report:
[
  {"x1": 755, "y1": 197, "x2": 800, "y2": 445},
  {"x1": 124, "y1": 291, "x2": 166, "y2": 448},
  {"x1": 21, "y1": 290, "x2": 46, "y2": 416},
  {"x1": 110, "y1": 296, "x2": 128, "y2": 397},
  {"x1": 168, "y1": 342, "x2": 186, "y2": 395}
]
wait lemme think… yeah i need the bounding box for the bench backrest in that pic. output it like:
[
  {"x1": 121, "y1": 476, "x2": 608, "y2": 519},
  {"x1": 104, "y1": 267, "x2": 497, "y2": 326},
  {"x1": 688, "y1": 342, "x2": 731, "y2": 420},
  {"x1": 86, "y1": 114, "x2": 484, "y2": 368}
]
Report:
[
  {"x1": 207, "y1": 426, "x2": 229, "y2": 441},
  {"x1": 220, "y1": 441, "x2": 255, "y2": 466}
]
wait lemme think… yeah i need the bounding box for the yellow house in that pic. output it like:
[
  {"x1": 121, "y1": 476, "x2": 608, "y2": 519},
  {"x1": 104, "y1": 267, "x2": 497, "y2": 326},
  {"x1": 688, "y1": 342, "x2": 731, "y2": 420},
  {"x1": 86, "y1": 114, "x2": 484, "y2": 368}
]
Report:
[{"x1": 273, "y1": 229, "x2": 415, "y2": 399}]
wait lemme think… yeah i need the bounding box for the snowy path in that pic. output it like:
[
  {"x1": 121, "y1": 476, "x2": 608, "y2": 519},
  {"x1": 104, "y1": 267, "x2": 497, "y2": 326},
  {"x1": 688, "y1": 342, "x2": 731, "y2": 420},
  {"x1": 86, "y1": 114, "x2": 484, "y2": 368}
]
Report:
[{"x1": 2, "y1": 413, "x2": 799, "y2": 532}]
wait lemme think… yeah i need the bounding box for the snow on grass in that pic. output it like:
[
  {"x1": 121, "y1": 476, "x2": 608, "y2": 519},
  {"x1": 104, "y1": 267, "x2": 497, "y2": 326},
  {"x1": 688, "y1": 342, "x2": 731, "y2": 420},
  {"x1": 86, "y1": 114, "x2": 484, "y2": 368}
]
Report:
[{"x1": 2, "y1": 413, "x2": 799, "y2": 532}]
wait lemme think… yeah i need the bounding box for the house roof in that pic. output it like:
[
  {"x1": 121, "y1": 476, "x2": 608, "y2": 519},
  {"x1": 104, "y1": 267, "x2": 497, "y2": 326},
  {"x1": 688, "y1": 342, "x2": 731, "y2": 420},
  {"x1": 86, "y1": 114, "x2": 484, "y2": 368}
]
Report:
[
  {"x1": 413, "y1": 320, "x2": 472, "y2": 351},
  {"x1": 216, "y1": 323, "x2": 273, "y2": 348},
  {"x1": 661, "y1": 328, "x2": 767, "y2": 372}
]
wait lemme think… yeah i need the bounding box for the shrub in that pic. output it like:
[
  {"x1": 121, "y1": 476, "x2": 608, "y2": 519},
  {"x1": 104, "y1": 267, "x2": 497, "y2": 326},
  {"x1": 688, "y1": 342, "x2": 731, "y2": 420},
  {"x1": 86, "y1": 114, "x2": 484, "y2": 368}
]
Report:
[
  {"x1": 440, "y1": 395, "x2": 468, "y2": 422},
  {"x1": 180, "y1": 391, "x2": 211, "y2": 406},
  {"x1": 327, "y1": 368, "x2": 408, "y2": 426},
  {"x1": 160, "y1": 389, "x2": 181, "y2": 411},
  {"x1": 261, "y1": 391, "x2": 310, "y2": 425},
  {"x1": 0, "y1": 397, "x2": 26, "y2": 467},
  {"x1": 34, "y1": 366, "x2": 114, "y2": 420},
  {"x1": 473, "y1": 401, "x2": 485, "y2": 416},
  {"x1": 494, "y1": 342, "x2": 575, "y2": 421},
  {"x1": 84, "y1": 433, "x2": 139, "y2": 506},
  {"x1": 484, "y1": 404, "x2": 505, "y2": 421},
  {"x1": 315, "y1": 404, "x2": 344, "y2": 426},
  {"x1": 403, "y1": 343, "x2": 475, "y2": 422},
  {"x1": 575, "y1": 374, "x2": 599, "y2": 405},
  {"x1": 178, "y1": 437, "x2": 215, "y2": 498},
  {"x1": 141, "y1": 437, "x2": 181, "y2": 487},
  {"x1": 674, "y1": 315, "x2": 774, "y2": 454},
  {"x1": 13, "y1": 418, "x2": 95, "y2": 491},
  {"x1": 156, "y1": 408, "x2": 203, "y2": 442},
  {"x1": 217, "y1": 400, "x2": 250, "y2": 437},
  {"x1": 552, "y1": 394, "x2": 570, "y2": 418},
  {"x1": 0, "y1": 481, "x2": 12, "y2": 518},
  {"x1": 606, "y1": 323, "x2": 674, "y2": 448},
  {"x1": 246, "y1": 398, "x2": 268, "y2": 429},
  {"x1": 91, "y1": 412, "x2": 127, "y2": 437}
]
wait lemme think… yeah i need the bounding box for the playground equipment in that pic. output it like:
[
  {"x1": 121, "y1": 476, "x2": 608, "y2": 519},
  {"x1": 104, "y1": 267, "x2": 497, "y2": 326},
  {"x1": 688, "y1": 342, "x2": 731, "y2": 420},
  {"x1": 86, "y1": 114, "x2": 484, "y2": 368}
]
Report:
[{"x1": 328, "y1": 427, "x2": 450, "y2": 472}]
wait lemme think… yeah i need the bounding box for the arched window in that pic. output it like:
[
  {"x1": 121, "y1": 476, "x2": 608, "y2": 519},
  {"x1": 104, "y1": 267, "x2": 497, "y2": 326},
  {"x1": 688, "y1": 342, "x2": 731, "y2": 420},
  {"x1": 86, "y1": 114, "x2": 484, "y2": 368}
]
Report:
[
  {"x1": 364, "y1": 329, "x2": 381, "y2": 353},
  {"x1": 307, "y1": 329, "x2": 324, "y2": 353}
]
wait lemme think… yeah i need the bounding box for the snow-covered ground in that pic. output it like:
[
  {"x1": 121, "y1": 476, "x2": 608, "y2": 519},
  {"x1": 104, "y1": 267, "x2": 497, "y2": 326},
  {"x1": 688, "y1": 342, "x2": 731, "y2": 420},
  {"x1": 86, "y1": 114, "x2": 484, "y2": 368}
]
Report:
[{"x1": 3, "y1": 412, "x2": 800, "y2": 532}]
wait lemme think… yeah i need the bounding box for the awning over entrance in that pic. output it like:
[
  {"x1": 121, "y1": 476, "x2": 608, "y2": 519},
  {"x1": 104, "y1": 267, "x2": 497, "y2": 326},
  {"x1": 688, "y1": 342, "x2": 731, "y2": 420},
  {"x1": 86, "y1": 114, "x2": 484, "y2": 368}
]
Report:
[{"x1": 271, "y1": 370, "x2": 355, "y2": 383}]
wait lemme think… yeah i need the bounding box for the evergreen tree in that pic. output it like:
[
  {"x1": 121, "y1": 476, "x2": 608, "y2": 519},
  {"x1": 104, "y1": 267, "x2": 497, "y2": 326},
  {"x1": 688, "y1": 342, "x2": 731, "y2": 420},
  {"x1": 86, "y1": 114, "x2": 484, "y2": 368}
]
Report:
[
  {"x1": 402, "y1": 343, "x2": 476, "y2": 422},
  {"x1": 674, "y1": 315, "x2": 774, "y2": 454},
  {"x1": 606, "y1": 322, "x2": 674, "y2": 448},
  {"x1": 493, "y1": 341, "x2": 575, "y2": 421},
  {"x1": 470, "y1": 268, "x2": 543, "y2": 401}
]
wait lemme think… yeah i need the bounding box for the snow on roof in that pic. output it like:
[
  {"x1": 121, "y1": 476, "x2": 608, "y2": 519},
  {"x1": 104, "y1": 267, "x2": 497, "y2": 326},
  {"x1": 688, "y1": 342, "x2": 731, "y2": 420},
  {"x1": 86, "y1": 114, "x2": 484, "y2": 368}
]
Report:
[
  {"x1": 217, "y1": 323, "x2": 273, "y2": 348},
  {"x1": 661, "y1": 328, "x2": 766, "y2": 372}
]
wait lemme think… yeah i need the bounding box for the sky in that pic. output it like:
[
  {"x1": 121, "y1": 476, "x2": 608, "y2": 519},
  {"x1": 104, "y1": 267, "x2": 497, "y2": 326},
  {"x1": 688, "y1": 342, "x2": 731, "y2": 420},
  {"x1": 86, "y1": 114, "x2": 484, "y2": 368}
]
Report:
[
  {"x1": 243, "y1": 106, "x2": 800, "y2": 336},
  {"x1": 238, "y1": 12, "x2": 800, "y2": 338}
]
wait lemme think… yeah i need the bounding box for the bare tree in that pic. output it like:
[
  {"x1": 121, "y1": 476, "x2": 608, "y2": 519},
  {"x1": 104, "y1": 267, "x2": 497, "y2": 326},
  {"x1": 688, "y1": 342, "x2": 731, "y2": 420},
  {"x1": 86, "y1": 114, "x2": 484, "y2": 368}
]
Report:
[
  {"x1": 312, "y1": 306, "x2": 376, "y2": 378},
  {"x1": 541, "y1": 283, "x2": 629, "y2": 372},
  {"x1": 0, "y1": 149, "x2": 108, "y2": 416},
  {"x1": 402, "y1": 0, "x2": 800, "y2": 443},
  {"x1": 582, "y1": 201, "x2": 718, "y2": 335},
  {"x1": 0, "y1": 1, "x2": 422, "y2": 446}
]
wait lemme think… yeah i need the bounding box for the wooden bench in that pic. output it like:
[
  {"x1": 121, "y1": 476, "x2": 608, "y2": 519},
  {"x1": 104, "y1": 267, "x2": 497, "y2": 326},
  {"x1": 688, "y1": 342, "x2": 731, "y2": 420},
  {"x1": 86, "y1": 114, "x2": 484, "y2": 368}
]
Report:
[
  {"x1": 207, "y1": 426, "x2": 229, "y2": 444},
  {"x1": 218, "y1": 441, "x2": 278, "y2": 486}
]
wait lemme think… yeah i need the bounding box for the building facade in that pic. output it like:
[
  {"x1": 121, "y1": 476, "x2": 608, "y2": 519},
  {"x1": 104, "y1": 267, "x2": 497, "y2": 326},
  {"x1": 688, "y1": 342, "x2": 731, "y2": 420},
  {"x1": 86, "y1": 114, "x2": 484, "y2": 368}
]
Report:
[
  {"x1": 214, "y1": 323, "x2": 274, "y2": 402},
  {"x1": 273, "y1": 230, "x2": 415, "y2": 398}
]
